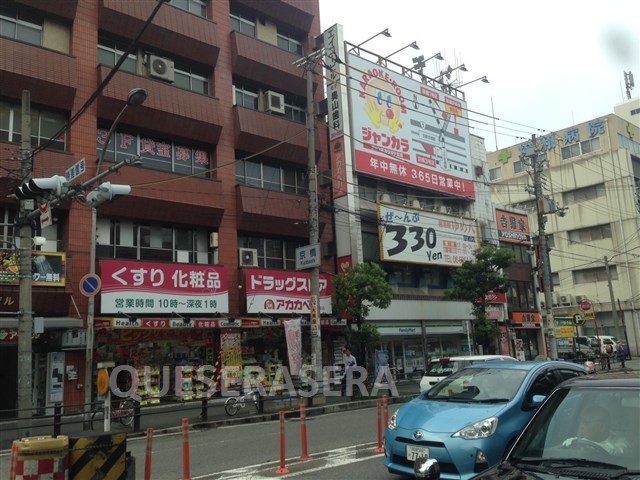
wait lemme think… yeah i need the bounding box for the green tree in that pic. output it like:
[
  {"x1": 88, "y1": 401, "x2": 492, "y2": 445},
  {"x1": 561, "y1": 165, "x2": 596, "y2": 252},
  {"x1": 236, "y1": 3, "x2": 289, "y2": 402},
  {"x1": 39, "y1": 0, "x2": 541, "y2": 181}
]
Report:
[
  {"x1": 333, "y1": 262, "x2": 392, "y2": 367},
  {"x1": 445, "y1": 245, "x2": 514, "y2": 353}
]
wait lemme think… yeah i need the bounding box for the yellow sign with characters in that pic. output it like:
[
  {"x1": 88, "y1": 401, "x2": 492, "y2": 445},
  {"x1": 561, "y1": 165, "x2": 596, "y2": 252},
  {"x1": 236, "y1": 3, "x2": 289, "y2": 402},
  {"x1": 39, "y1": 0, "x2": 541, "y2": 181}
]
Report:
[{"x1": 555, "y1": 326, "x2": 575, "y2": 338}]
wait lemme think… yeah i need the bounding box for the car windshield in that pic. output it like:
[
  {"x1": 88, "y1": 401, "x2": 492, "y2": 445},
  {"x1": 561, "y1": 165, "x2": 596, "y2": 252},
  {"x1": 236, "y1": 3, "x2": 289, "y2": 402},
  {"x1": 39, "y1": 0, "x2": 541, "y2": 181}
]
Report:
[
  {"x1": 421, "y1": 367, "x2": 527, "y2": 402},
  {"x1": 509, "y1": 386, "x2": 639, "y2": 471}
]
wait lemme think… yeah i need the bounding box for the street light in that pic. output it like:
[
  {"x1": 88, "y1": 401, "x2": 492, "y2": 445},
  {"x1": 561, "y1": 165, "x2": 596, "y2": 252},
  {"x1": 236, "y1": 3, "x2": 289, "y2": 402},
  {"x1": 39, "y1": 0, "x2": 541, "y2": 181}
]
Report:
[
  {"x1": 96, "y1": 87, "x2": 147, "y2": 175},
  {"x1": 84, "y1": 87, "x2": 147, "y2": 425},
  {"x1": 349, "y1": 28, "x2": 391, "y2": 52},
  {"x1": 381, "y1": 41, "x2": 419, "y2": 62},
  {"x1": 434, "y1": 64, "x2": 468, "y2": 81},
  {"x1": 455, "y1": 76, "x2": 489, "y2": 88}
]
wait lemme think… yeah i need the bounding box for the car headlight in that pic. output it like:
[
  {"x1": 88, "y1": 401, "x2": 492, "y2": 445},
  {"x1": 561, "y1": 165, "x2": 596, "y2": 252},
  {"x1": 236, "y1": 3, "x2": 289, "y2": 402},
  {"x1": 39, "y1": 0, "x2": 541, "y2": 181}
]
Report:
[
  {"x1": 452, "y1": 416, "x2": 498, "y2": 439},
  {"x1": 388, "y1": 411, "x2": 398, "y2": 430}
]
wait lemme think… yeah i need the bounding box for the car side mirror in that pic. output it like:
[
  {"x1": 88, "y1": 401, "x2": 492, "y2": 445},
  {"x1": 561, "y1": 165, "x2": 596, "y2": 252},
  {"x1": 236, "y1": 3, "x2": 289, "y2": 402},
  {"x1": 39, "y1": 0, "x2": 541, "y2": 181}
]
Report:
[{"x1": 525, "y1": 394, "x2": 546, "y2": 410}]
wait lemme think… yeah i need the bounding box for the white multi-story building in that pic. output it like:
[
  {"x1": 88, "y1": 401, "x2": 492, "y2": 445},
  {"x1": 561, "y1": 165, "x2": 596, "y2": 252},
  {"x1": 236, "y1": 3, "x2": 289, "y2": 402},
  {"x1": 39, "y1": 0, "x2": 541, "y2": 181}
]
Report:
[{"x1": 487, "y1": 109, "x2": 640, "y2": 355}]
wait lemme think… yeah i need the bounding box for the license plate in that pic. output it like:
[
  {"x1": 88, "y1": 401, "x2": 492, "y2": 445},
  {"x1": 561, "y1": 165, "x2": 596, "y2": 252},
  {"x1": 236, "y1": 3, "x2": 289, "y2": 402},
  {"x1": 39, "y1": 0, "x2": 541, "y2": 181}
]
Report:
[{"x1": 406, "y1": 445, "x2": 429, "y2": 461}]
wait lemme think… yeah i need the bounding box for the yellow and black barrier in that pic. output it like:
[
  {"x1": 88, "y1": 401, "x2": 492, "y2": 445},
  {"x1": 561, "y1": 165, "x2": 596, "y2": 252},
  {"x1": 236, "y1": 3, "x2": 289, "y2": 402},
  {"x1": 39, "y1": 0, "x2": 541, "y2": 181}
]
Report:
[{"x1": 68, "y1": 433, "x2": 127, "y2": 480}]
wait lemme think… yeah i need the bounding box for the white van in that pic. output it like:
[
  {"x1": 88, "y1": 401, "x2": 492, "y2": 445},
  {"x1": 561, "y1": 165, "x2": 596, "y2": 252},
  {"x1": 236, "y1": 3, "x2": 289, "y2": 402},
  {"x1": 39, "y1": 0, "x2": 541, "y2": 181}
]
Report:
[{"x1": 419, "y1": 355, "x2": 516, "y2": 392}]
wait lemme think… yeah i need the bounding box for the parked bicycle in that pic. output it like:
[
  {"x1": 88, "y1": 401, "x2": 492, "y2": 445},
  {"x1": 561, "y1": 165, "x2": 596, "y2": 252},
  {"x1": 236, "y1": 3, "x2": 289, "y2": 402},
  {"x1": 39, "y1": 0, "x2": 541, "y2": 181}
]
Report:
[
  {"x1": 90, "y1": 398, "x2": 135, "y2": 429},
  {"x1": 224, "y1": 389, "x2": 260, "y2": 416}
]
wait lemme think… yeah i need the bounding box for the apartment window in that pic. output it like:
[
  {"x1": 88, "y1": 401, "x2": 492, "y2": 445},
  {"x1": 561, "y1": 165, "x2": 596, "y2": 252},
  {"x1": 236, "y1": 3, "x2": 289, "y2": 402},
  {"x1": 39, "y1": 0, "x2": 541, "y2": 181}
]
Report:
[
  {"x1": 0, "y1": 7, "x2": 42, "y2": 45},
  {"x1": 277, "y1": 32, "x2": 303, "y2": 55},
  {"x1": 0, "y1": 102, "x2": 66, "y2": 151},
  {"x1": 568, "y1": 224, "x2": 611, "y2": 243},
  {"x1": 573, "y1": 266, "x2": 616, "y2": 284},
  {"x1": 238, "y1": 235, "x2": 302, "y2": 270},
  {"x1": 236, "y1": 157, "x2": 306, "y2": 194},
  {"x1": 284, "y1": 102, "x2": 305, "y2": 124},
  {"x1": 98, "y1": 38, "x2": 137, "y2": 74},
  {"x1": 513, "y1": 159, "x2": 525, "y2": 174},
  {"x1": 0, "y1": 207, "x2": 16, "y2": 242},
  {"x1": 96, "y1": 219, "x2": 212, "y2": 264},
  {"x1": 96, "y1": 129, "x2": 210, "y2": 178},
  {"x1": 169, "y1": 0, "x2": 207, "y2": 17},
  {"x1": 174, "y1": 63, "x2": 209, "y2": 94},
  {"x1": 561, "y1": 137, "x2": 601, "y2": 160},
  {"x1": 230, "y1": 11, "x2": 255, "y2": 37},
  {"x1": 551, "y1": 272, "x2": 560, "y2": 286},
  {"x1": 489, "y1": 166, "x2": 502, "y2": 181},
  {"x1": 234, "y1": 85, "x2": 259, "y2": 109},
  {"x1": 563, "y1": 183, "x2": 606, "y2": 204}
]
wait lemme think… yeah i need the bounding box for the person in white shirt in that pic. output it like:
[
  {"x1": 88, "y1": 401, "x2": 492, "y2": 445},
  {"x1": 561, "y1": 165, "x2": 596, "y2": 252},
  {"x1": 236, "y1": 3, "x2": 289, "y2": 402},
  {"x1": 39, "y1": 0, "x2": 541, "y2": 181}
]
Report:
[
  {"x1": 341, "y1": 347, "x2": 358, "y2": 400},
  {"x1": 562, "y1": 405, "x2": 630, "y2": 456}
]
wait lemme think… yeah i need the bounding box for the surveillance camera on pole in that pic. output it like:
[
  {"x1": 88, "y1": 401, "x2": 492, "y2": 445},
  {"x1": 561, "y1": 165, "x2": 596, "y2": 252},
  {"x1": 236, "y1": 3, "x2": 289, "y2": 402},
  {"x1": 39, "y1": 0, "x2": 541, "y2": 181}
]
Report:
[
  {"x1": 15, "y1": 175, "x2": 68, "y2": 200},
  {"x1": 85, "y1": 182, "x2": 131, "y2": 207}
]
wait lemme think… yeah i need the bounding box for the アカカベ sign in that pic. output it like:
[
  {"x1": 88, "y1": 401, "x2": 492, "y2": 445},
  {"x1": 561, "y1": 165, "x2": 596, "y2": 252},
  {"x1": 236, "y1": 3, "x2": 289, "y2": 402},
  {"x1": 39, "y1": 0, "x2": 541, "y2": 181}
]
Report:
[{"x1": 99, "y1": 259, "x2": 228, "y2": 314}]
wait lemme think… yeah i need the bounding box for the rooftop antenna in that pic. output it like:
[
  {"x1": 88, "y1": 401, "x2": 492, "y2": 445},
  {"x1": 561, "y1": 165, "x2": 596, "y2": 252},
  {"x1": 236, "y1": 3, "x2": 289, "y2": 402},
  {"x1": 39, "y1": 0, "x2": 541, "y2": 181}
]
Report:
[{"x1": 624, "y1": 71, "x2": 635, "y2": 100}]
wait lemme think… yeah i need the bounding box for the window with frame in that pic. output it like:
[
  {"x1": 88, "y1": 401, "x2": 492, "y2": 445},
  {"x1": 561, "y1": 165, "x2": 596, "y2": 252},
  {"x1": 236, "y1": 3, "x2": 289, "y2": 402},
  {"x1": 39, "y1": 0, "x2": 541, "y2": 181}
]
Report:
[
  {"x1": 573, "y1": 266, "x2": 616, "y2": 284},
  {"x1": 0, "y1": 207, "x2": 16, "y2": 243},
  {"x1": 561, "y1": 137, "x2": 601, "y2": 160},
  {"x1": 169, "y1": 0, "x2": 207, "y2": 17},
  {"x1": 562, "y1": 183, "x2": 606, "y2": 204},
  {"x1": 551, "y1": 272, "x2": 560, "y2": 286},
  {"x1": 284, "y1": 101, "x2": 305, "y2": 124},
  {"x1": 96, "y1": 129, "x2": 210, "y2": 178},
  {"x1": 568, "y1": 224, "x2": 611, "y2": 243},
  {"x1": 501, "y1": 243, "x2": 530, "y2": 264},
  {"x1": 230, "y1": 10, "x2": 255, "y2": 37},
  {"x1": 174, "y1": 62, "x2": 209, "y2": 95},
  {"x1": 513, "y1": 159, "x2": 526, "y2": 174},
  {"x1": 0, "y1": 7, "x2": 42, "y2": 45},
  {"x1": 277, "y1": 32, "x2": 303, "y2": 55},
  {"x1": 234, "y1": 85, "x2": 259, "y2": 109},
  {"x1": 489, "y1": 166, "x2": 502, "y2": 181},
  {"x1": 236, "y1": 157, "x2": 306, "y2": 194},
  {"x1": 98, "y1": 38, "x2": 137, "y2": 74},
  {"x1": 95, "y1": 219, "x2": 212, "y2": 264},
  {"x1": 1, "y1": 101, "x2": 66, "y2": 151},
  {"x1": 238, "y1": 235, "x2": 302, "y2": 270},
  {"x1": 507, "y1": 280, "x2": 536, "y2": 310}
]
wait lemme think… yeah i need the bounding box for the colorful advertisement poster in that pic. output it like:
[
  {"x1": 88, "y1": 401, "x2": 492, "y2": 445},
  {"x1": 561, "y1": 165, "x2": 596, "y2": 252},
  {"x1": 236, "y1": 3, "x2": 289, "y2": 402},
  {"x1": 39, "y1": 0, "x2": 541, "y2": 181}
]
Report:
[
  {"x1": 347, "y1": 54, "x2": 475, "y2": 199},
  {"x1": 244, "y1": 269, "x2": 332, "y2": 315},
  {"x1": 284, "y1": 318, "x2": 302, "y2": 376},
  {"x1": 0, "y1": 250, "x2": 66, "y2": 286},
  {"x1": 495, "y1": 209, "x2": 531, "y2": 244},
  {"x1": 99, "y1": 259, "x2": 228, "y2": 314},
  {"x1": 378, "y1": 203, "x2": 479, "y2": 266}
]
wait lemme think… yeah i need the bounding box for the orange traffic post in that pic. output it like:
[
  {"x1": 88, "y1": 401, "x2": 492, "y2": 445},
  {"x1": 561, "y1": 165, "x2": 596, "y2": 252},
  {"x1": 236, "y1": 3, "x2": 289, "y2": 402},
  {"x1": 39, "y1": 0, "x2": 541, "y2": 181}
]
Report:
[
  {"x1": 9, "y1": 443, "x2": 17, "y2": 480},
  {"x1": 382, "y1": 394, "x2": 389, "y2": 428},
  {"x1": 144, "y1": 427, "x2": 154, "y2": 480},
  {"x1": 182, "y1": 418, "x2": 191, "y2": 480},
  {"x1": 374, "y1": 399, "x2": 384, "y2": 453},
  {"x1": 275, "y1": 411, "x2": 290, "y2": 474},
  {"x1": 299, "y1": 403, "x2": 311, "y2": 461}
]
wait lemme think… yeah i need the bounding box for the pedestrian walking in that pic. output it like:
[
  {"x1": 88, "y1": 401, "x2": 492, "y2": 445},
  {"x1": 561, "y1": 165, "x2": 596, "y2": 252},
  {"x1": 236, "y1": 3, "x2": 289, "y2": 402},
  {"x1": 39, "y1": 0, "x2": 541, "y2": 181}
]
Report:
[
  {"x1": 341, "y1": 347, "x2": 358, "y2": 401},
  {"x1": 604, "y1": 343, "x2": 613, "y2": 370},
  {"x1": 616, "y1": 344, "x2": 626, "y2": 368}
]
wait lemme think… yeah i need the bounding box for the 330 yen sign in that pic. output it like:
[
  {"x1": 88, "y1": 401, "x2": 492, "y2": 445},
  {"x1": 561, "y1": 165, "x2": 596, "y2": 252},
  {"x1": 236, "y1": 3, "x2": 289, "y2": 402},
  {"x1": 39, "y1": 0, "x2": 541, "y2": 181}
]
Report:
[{"x1": 385, "y1": 225, "x2": 437, "y2": 257}]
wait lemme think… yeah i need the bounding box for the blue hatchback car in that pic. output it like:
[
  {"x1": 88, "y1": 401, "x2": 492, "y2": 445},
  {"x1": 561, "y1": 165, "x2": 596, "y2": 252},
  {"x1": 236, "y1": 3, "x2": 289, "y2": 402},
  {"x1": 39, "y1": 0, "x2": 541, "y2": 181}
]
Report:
[{"x1": 383, "y1": 361, "x2": 587, "y2": 479}]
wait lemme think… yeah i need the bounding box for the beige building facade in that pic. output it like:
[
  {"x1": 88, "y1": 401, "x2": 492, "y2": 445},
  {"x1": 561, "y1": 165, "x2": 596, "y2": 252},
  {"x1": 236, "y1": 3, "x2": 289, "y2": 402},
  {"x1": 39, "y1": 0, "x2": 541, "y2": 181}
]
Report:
[{"x1": 487, "y1": 112, "x2": 640, "y2": 355}]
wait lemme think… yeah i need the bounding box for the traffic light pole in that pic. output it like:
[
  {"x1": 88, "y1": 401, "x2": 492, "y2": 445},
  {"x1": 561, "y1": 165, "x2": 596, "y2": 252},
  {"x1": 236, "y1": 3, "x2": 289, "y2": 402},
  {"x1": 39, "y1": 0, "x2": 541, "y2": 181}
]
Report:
[{"x1": 17, "y1": 90, "x2": 34, "y2": 437}]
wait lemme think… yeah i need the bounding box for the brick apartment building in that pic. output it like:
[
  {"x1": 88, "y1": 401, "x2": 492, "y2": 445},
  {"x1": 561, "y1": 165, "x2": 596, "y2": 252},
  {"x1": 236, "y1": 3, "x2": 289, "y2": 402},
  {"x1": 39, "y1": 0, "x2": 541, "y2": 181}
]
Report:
[{"x1": 0, "y1": 0, "x2": 335, "y2": 413}]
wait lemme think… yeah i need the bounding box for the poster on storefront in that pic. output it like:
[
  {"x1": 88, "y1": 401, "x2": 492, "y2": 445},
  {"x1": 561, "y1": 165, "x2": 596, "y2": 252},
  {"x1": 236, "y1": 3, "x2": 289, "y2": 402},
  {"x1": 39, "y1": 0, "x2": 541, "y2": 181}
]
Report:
[
  {"x1": 244, "y1": 269, "x2": 332, "y2": 314},
  {"x1": 374, "y1": 350, "x2": 390, "y2": 381},
  {"x1": 99, "y1": 259, "x2": 228, "y2": 314},
  {"x1": 47, "y1": 352, "x2": 65, "y2": 404},
  {"x1": 284, "y1": 318, "x2": 302, "y2": 376}
]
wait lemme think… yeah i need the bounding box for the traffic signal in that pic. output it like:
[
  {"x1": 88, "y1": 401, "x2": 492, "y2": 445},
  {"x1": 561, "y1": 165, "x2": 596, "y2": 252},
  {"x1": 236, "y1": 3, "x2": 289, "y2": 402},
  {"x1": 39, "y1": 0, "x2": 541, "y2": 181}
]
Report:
[
  {"x1": 15, "y1": 175, "x2": 68, "y2": 200},
  {"x1": 85, "y1": 182, "x2": 131, "y2": 207}
]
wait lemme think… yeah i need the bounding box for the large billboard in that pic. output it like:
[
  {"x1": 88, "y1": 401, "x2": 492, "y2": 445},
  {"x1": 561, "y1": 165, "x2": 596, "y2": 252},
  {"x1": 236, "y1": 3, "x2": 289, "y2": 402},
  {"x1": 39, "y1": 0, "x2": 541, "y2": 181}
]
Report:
[
  {"x1": 347, "y1": 54, "x2": 475, "y2": 199},
  {"x1": 378, "y1": 203, "x2": 479, "y2": 266},
  {"x1": 495, "y1": 209, "x2": 531, "y2": 244}
]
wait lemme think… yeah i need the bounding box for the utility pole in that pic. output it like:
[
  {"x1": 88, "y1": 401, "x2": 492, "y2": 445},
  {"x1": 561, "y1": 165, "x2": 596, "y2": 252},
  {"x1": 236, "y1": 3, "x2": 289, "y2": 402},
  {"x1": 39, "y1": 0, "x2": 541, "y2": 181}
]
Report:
[
  {"x1": 530, "y1": 135, "x2": 558, "y2": 360},
  {"x1": 604, "y1": 256, "x2": 622, "y2": 341},
  {"x1": 295, "y1": 48, "x2": 324, "y2": 392},
  {"x1": 17, "y1": 90, "x2": 34, "y2": 437}
]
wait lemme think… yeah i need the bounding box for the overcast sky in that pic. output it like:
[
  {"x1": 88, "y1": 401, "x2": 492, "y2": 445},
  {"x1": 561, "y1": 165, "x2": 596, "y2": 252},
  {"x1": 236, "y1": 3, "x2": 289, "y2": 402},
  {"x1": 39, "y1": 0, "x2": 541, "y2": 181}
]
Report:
[{"x1": 318, "y1": 0, "x2": 640, "y2": 152}]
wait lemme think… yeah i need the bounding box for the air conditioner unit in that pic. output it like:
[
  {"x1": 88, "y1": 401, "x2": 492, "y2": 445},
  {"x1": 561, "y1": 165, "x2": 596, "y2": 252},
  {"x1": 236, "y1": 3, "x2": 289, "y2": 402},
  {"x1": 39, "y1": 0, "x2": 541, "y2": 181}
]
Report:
[
  {"x1": 209, "y1": 232, "x2": 218, "y2": 248},
  {"x1": 379, "y1": 194, "x2": 391, "y2": 203},
  {"x1": 575, "y1": 294, "x2": 587, "y2": 304},
  {"x1": 264, "y1": 90, "x2": 285, "y2": 114},
  {"x1": 411, "y1": 199, "x2": 421, "y2": 209},
  {"x1": 559, "y1": 294, "x2": 573, "y2": 306},
  {"x1": 147, "y1": 54, "x2": 175, "y2": 82},
  {"x1": 238, "y1": 248, "x2": 258, "y2": 267},
  {"x1": 439, "y1": 205, "x2": 449, "y2": 214},
  {"x1": 552, "y1": 291, "x2": 560, "y2": 307}
]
